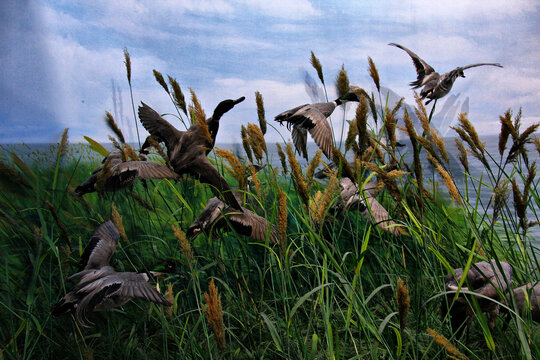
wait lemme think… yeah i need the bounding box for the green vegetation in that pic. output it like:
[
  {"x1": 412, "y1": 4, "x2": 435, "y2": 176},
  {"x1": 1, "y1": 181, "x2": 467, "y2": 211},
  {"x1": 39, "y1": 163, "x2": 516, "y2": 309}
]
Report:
[{"x1": 0, "y1": 53, "x2": 538, "y2": 360}]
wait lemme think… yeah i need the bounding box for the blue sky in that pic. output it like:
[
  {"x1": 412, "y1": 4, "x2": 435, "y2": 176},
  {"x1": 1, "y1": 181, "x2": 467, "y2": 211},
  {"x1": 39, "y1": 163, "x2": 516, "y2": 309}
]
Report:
[{"x1": 1, "y1": 0, "x2": 539, "y2": 144}]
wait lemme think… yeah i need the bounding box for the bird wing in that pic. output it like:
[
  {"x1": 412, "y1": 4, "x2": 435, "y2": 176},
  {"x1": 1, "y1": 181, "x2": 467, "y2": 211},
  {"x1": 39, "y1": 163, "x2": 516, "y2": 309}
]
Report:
[
  {"x1": 291, "y1": 125, "x2": 309, "y2": 160},
  {"x1": 79, "y1": 221, "x2": 120, "y2": 270},
  {"x1": 228, "y1": 208, "x2": 279, "y2": 244},
  {"x1": 286, "y1": 105, "x2": 334, "y2": 159},
  {"x1": 138, "y1": 102, "x2": 183, "y2": 148},
  {"x1": 112, "y1": 161, "x2": 179, "y2": 181},
  {"x1": 458, "y1": 63, "x2": 503, "y2": 71},
  {"x1": 114, "y1": 273, "x2": 172, "y2": 306},
  {"x1": 389, "y1": 43, "x2": 435, "y2": 88},
  {"x1": 359, "y1": 195, "x2": 400, "y2": 236},
  {"x1": 274, "y1": 104, "x2": 310, "y2": 123},
  {"x1": 190, "y1": 156, "x2": 243, "y2": 210}
]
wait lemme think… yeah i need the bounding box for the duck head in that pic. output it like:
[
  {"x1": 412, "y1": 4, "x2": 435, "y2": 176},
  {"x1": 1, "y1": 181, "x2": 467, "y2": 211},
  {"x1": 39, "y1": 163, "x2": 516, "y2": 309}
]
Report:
[{"x1": 212, "y1": 96, "x2": 246, "y2": 118}]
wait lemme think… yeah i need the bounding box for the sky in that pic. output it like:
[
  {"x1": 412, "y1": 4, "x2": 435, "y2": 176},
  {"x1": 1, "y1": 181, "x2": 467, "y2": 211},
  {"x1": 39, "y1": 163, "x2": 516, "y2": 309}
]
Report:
[{"x1": 1, "y1": 0, "x2": 539, "y2": 144}]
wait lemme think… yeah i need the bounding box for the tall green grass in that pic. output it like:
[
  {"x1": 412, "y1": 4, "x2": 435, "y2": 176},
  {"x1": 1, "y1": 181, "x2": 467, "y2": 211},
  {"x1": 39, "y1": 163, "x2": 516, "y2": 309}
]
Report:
[{"x1": 0, "y1": 53, "x2": 538, "y2": 360}]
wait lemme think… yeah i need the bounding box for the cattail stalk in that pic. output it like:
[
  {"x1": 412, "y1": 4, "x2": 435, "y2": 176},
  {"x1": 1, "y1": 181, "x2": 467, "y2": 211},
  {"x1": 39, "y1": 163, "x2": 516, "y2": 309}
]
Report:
[{"x1": 396, "y1": 279, "x2": 410, "y2": 332}]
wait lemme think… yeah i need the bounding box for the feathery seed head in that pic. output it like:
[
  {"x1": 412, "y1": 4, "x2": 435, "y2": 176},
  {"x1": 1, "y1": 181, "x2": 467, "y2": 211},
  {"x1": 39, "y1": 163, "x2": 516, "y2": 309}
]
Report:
[
  {"x1": 172, "y1": 224, "x2": 194, "y2": 264},
  {"x1": 111, "y1": 203, "x2": 128, "y2": 242},
  {"x1": 203, "y1": 279, "x2": 226, "y2": 350},
  {"x1": 367, "y1": 56, "x2": 380, "y2": 92},
  {"x1": 276, "y1": 143, "x2": 288, "y2": 174},
  {"x1": 241, "y1": 125, "x2": 253, "y2": 163},
  {"x1": 123, "y1": 47, "x2": 131, "y2": 84},
  {"x1": 310, "y1": 51, "x2": 325, "y2": 85},
  {"x1": 396, "y1": 279, "x2": 410, "y2": 331},
  {"x1": 255, "y1": 91, "x2": 267, "y2": 135},
  {"x1": 277, "y1": 189, "x2": 288, "y2": 255},
  {"x1": 168, "y1": 75, "x2": 187, "y2": 115},
  {"x1": 336, "y1": 64, "x2": 350, "y2": 98},
  {"x1": 153, "y1": 69, "x2": 169, "y2": 94}
]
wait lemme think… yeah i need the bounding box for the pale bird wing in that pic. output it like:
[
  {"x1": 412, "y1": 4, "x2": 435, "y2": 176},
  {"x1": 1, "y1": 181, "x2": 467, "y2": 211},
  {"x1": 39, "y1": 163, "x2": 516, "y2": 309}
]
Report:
[{"x1": 79, "y1": 221, "x2": 120, "y2": 270}]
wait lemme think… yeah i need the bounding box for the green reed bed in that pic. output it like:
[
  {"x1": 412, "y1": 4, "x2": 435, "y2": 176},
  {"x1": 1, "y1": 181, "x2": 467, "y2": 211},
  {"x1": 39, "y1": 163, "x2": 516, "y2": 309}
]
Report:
[{"x1": 0, "y1": 52, "x2": 539, "y2": 360}]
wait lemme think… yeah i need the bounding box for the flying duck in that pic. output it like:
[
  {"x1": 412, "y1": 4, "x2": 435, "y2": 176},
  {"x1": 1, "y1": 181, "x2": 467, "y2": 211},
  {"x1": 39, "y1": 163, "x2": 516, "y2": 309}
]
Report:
[
  {"x1": 275, "y1": 92, "x2": 360, "y2": 160},
  {"x1": 186, "y1": 194, "x2": 279, "y2": 245},
  {"x1": 138, "y1": 97, "x2": 245, "y2": 210},
  {"x1": 75, "y1": 148, "x2": 179, "y2": 195},
  {"x1": 51, "y1": 221, "x2": 171, "y2": 327},
  {"x1": 389, "y1": 43, "x2": 503, "y2": 104},
  {"x1": 337, "y1": 177, "x2": 400, "y2": 236}
]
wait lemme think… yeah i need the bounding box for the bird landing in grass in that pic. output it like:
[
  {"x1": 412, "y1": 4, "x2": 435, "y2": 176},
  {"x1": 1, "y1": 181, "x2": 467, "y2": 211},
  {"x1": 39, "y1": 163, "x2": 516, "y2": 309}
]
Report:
[
  {"x1": 389, "y1": 43, "x2": 503, "y2": 104},
  {"x1": 274, "y1": 92, "x2": 361, "y2": 160},
  {"x1": 138, "y1": 97, "x2": 245, "y2": 210},
  {"x1": 51, "y1": 221, "x2": 171, "y2": 327}
]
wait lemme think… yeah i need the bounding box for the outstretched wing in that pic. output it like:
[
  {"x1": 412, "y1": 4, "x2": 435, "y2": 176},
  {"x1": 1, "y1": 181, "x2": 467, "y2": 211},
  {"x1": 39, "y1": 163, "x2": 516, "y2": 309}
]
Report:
[
  {"x1": 292, "y1": 126, "x2": 308, "y2": 160},
  {"x1": 138, "y1": 102, "x2": 183, "y2": 148},
  {"x1": 79, "y1": 221, "x2": 120, "y2": 270},
  {"x1": 459, "y1": 63, "x2": 503, "y2": 71},
  {"x1": 114, "y1": 274, "x2": 172, "y2": 306},
  {"x1": 288, "y1": 105, "x2": 334, "y2": 159},
  {"x1": 389, "y1": 43, "x2": 435, "y2": 88},
  {"x1": 191, "y1": 156, "x2": 243, "y2": 211},
  {"x1": 112, "y1": 161, "x2": 178, "y2": 181},
  {"x1": 228, "y1": 208, "x2": 279, "y2": 244}
]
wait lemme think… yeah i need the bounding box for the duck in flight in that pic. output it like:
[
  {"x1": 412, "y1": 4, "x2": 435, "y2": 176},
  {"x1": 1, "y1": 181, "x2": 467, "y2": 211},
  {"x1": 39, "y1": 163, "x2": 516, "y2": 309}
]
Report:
[
  {"x1": 75, "y1": 147, "x2": 179, "y2": 195},
  {"x1": 275, "y1": 92, "x2": 360, "y2": 160},
  {"x1": 138, "y1": 97, "x2": 245, "y2": 210},
  {"x1": 389, "y1": 43, "x2": 503, "y2": 104},
  {"x1": 51, "y1": 221, "x2": 171, "y2": 327}
]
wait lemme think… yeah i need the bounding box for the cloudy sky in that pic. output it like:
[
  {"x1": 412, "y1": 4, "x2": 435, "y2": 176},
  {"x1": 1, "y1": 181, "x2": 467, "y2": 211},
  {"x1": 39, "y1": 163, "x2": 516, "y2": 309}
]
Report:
[{"x1": 1, "y1": 0, "x2": 539, "y2": 144}]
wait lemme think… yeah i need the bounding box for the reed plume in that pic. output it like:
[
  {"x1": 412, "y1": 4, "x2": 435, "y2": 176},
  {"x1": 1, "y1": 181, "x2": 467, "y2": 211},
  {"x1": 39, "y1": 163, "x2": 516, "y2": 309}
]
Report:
[
  {"x1": 309, "y1": 191, "x2": 323, "y2": 225},
  {"x1": 123, "y1": 143, "x2": 140, "y2": 161},
  {"x1": 59, "y1": 128, "x2": 69, "y2": 159},
  {"x1": 492, "y1": 180, "x2": 508, "y2": 223},
  {"x1": 111, "y1": 203, "x2": 128, "y2": 243},
  {"x1": 414, "y1": 93, "x2": 430, "y2": 134},
  {"x1": 310, "y1": 51, "x2": 325, "y2": 85},
  {"x1": 172, "y1": 224, "x2": 194, "y2": 264},
  {"x1": 241, "y1": 125, "x2": 253, "y2": 163},
  {"x1": 498, "y1": 109, "x2": 513, "y2": 156},
  {"x1": 286, "y1": 143, "x2": 309, "y2": 205},
  {"x1": 247, "y1": 123, "x2": 267, "y2": 161},
  {"x1": 168, "y1": 75, "x2": 187, "y2": 115},
  {"x1": 249, "y1": 165, "x2": 262, "y2": 199},
  {"x1": 335, "y1": 64, "x2": 349, "y2": 97},
  {"x1": 534, "y1": 137, "x2": 540, "y2": 155},
  {"x1": 153, "y1": 69, "x2": 169, "y2": 94},
  {"x1": 276, "y1": 143, "x2": 288, "y2": 174},
  {"x1": 396, "y1": 279, "x2": 410, "y2": 332},
  {"x1": 255, "y1": 91, "x2": 267, "y2": 135},
  {"x1": 345, "y1": 118, "x2": 360, "y2": 153},
  {"x1": 331, "y1": 147, "x2": 356, "y2": 181},
  {"x1": 316, "y1": 172, "x2": 338, "y2": 225},
  {"x1": 426, "y1": 328, "x2": 468, "y2": 360},
  {"x1": 128, "y1": 191, "x2": 154, "y2": 211},
  {"x1": 506, "y1": 122, "x2": 540, "y2": 165},
  {"x1": 356, "y1": 94, "x2": 369, "y2": 155},
  {"x1": 123, "y1": 47, "x2": 131, "y2": 84},
  {"x1": 367, "y1": 57, "x2": 380, "y2": 92},
  {"x1": 456, "y1": 113, "x2": 485, "y2": 153},
  {"x1": 361, "y1": 162, "x2": 403, "y2": 201},
  {"x1": 277, "y1": 189, "x2": 287, "y2": 256},
  {"x1": 306, "y1": 150, "x2": 322, "y2": 185},
  {"x1": 215, "y1": 147, "x2": 246, "y2": 191},
  {"x1": 384, "y1": 109, "x2": 397, "y2": 151},
  {"x1": 430, "y1": 128, "x2": 449, "y2": 163},
  {"x1": 402, "y1": 109, "x2": 423, "y2": 193},
  {"x1": 11, "y1": 153, "x2": 36, "y2": 184},
  {"x1": 511, "y1": 178, "x2": 527, "y2": 230},
  {"x1": 203, "y1": 279, "x2": 226, "y2": 350},
  {"x1": 369, "y1": 93, "x2": 378, "y2": 124},
  {"x1": 434, "y1": 160, "x2": 462, "y2": 205},
  {"x1": 454, "y1": 138, "x2": 469, "y2": 173},
  {"x1": 189, "y1": 89, "x2": 212, "y2": 143}
]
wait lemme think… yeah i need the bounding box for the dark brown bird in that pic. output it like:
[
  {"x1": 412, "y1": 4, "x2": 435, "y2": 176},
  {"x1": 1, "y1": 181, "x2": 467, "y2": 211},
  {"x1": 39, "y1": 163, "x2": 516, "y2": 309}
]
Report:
[
  {"x1": 51, "y1": 221, "x2": 171, "y2": 327},
  {"x1": 186, "y1": 194, "x2": 278, "y2": 245},
  {"x1": 389, "y1": 43, "x2": 503, "y2": 104},
  {"x1": 75, "y1": 149, "x2": 179, "y2": 195},
  {"x1": 275, "y1": 92, "x2": 360, "y2": 160},
  {"x1": 337, "y1": 177, "x2": 400, "y2": 236},
  {"x1": 138, "y1": 97, "x2": 245, "y2": 210},
  {"x1": 443, "y1": 260, "x2": 512, "y2": 333}
]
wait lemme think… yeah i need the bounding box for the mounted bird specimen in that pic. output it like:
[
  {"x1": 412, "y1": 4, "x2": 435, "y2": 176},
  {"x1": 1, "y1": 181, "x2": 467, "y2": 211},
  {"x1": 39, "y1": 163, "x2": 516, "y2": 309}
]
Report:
[
  {"x1": 275, "y1": 92, "x2": 360, "y2": 160},
  {"x1": 51, "y1": 221, "x2": 171, "y2": 327},
  {"x1": 75, "y1": 148, "x2": 179, "y2": 195},
  {"x1": 138, "y1": 97, "x2": 245, "y2": 210},
  {"x1": 389, "y1": 43, "x2": 503, "y2": 104}
]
